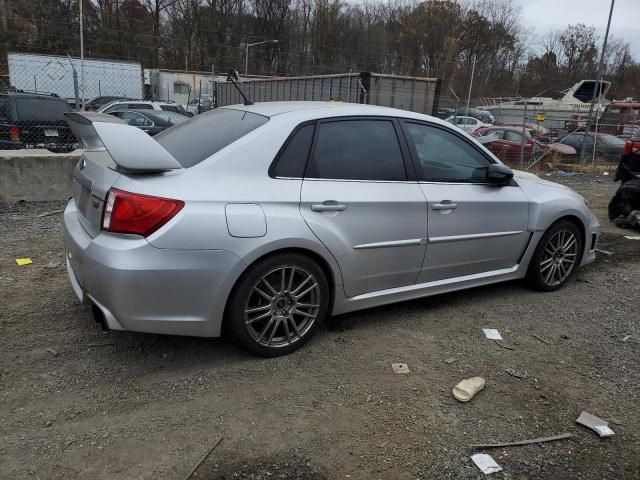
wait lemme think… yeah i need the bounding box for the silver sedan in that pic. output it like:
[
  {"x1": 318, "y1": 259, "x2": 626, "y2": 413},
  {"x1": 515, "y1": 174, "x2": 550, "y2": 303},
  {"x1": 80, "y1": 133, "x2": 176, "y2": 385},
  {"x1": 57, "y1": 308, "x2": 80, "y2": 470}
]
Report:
[{"x1": 63, "y1": 102, "x2": 600, "y2": 356}]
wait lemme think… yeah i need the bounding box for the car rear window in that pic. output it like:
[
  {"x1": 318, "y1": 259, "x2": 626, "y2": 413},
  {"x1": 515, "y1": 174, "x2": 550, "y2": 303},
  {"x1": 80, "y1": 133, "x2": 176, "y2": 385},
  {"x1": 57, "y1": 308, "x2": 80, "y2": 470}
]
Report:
[
  {"x1": 155, "y1": 108, "x2": 269, "y2": 168},
  {"x1": 15, "y1": 98, "x2": 71, "y2": 121}
]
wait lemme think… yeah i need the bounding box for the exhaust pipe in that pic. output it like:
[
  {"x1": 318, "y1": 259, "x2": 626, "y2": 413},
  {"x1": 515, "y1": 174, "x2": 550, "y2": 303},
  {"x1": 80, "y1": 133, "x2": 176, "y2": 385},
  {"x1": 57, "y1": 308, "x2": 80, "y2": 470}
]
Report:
[{"x1": 91, "y1": 304, "x2": 108, "y2": 331}]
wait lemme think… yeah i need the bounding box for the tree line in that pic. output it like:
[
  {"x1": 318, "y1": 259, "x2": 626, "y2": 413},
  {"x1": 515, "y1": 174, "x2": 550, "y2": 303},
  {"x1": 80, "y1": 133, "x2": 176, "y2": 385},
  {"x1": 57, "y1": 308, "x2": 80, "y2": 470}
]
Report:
[{"x1": 1, "y1": 0, "x2": 638, "y2": 102}]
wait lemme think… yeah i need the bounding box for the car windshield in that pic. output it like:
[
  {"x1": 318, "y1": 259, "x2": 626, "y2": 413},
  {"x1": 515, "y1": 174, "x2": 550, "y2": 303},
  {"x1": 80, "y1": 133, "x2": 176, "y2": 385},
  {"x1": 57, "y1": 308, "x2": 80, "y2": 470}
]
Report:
[
  {"x1": 15, "y1": 97, "x2": 71, "y2": 121},
  {"x1": 601, "y1": 134, "x2": 625, "y2": 146},
  {"x1": 155, "y1": 108, "x2": 269, "y2": 167}
]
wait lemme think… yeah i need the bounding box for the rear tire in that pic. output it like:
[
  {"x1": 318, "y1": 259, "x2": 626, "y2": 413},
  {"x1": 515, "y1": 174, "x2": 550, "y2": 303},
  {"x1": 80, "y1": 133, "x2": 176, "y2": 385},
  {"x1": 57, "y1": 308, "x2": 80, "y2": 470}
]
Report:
[
  {"x1": 226, "y1": 253, "x2": 330, "y2": 357},
  {"x1": 527, "y1": 220, "x2": 583, "y2": 292}
]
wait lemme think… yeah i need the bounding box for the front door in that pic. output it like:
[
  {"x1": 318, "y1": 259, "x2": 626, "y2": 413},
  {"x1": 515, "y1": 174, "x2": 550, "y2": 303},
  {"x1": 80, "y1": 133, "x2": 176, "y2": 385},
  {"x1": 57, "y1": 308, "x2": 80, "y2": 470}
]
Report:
[
  {"x1": 401, "y1": 120, "x2": 530, "y2": 283},
  {"x1": 300, "y1": 118, "x2": 428, "y2": 297}
]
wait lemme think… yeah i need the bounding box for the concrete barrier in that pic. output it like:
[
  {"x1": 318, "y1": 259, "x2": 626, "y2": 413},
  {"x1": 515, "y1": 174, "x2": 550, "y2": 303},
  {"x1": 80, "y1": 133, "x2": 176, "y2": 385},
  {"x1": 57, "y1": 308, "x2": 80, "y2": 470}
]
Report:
[{"x1": 0, "y1": 149, "x2": 82, "y2": 204}]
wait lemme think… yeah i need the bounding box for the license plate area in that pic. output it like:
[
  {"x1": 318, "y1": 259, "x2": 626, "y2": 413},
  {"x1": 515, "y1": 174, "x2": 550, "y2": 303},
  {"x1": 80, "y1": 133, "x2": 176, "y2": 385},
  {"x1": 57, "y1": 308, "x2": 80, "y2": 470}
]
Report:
[{"x1": 44, "y1": 129, "x2": 59, "y2": 137}]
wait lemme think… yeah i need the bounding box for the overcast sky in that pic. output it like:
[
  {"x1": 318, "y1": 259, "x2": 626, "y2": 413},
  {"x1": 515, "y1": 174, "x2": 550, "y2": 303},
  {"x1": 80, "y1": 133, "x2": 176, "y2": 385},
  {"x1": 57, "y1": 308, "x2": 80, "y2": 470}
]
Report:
[{"x1": 517, "y1": 0, "x2": 640, "y2": 58}]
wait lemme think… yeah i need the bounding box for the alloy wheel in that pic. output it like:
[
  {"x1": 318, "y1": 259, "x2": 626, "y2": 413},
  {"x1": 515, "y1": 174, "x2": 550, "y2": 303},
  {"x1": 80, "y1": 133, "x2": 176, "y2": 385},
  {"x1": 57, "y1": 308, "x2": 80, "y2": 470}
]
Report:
[
  {"x1": 539, "y1": 229, "x2": 578, "y2": 287},
  {"x1": 244, "y1": 265, "x2": 321, "y2": 348}
]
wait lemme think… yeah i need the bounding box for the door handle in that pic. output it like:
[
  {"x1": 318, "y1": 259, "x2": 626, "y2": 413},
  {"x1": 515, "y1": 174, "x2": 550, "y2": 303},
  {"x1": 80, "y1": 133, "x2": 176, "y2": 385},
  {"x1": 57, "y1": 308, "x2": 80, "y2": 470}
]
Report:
[
  {"x1": 311, "y1": 203, "x2": 347, "y2": 212},
  {"x1": 432, "y1": 202, "x2": 458, "y2": 210}
]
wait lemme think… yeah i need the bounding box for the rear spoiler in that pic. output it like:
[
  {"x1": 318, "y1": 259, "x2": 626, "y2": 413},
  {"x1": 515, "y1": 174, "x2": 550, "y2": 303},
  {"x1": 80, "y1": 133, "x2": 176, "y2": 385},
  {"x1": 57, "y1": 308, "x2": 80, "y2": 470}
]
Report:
[{"x1": 65, "y1": 112, "x2": 182, "y2": 172}]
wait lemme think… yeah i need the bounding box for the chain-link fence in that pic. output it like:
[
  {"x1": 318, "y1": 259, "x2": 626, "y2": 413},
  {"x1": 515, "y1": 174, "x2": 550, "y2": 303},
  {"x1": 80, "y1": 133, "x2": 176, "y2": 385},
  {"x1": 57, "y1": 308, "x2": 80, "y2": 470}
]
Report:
[{"x1": 1, "y1": 51, "x2": 637, "y2": 167}]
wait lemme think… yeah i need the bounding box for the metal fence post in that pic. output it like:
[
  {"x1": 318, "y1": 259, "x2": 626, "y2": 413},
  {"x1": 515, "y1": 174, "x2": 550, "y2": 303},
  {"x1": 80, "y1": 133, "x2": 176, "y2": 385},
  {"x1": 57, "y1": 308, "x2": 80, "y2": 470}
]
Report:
[
  {"x1": 67, "y1": 55, "x2": 80, "y2": 112},
  {"x1": 520, "y1": 100, "x2": 528, "y2": 169}
]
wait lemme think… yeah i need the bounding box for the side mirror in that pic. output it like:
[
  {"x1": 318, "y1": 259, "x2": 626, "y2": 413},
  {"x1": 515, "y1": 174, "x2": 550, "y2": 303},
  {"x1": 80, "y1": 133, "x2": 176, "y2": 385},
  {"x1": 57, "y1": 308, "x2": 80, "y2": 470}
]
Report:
[{"x1": 486, "y1": 163, "x2": 513, "y2": 185}]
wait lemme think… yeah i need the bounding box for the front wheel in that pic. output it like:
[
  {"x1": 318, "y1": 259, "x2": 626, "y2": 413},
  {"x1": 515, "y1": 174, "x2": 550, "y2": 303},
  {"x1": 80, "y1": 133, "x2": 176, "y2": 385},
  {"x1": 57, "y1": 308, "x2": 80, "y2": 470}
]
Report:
[
  {"x1": 226, "y1": 253, "x2": 330, "y2": 357},
  {"x1": 527, "y1": 220, "x2": 583, "y2": 292}
]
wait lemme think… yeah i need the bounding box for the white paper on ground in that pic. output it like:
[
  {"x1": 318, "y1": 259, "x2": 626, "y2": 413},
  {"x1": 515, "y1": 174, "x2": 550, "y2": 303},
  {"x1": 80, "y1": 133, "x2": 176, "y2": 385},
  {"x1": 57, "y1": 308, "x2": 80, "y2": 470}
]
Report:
[
  {"x1": 391, "y1": 363, "x2": 410, "y2": 374},
  {"x1": 483, "y1": 328, "x2": 503, "y2": 341},
  {"x1": 594, "y1": 425, "x2": 615, "y2": 437},
  {"x1": 624, "y1": 235, "x2": 640, "y2": 240},
  {"x1": 471, "y1": 453, "x2": 503, "y2": 474}
]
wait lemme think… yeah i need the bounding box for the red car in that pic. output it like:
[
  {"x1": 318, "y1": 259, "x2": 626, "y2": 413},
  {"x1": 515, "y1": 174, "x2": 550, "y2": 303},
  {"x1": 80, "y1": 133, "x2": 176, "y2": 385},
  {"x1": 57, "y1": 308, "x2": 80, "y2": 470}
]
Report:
[{"x1": 472, "y1": 126, "x2": 575, "y2": 165}]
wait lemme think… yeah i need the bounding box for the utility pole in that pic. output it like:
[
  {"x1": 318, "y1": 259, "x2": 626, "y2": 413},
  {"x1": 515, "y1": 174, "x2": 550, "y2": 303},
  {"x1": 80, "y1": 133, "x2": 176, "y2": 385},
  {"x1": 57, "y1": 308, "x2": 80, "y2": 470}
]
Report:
[
  {"x1": 579, "y1": 0, "x2": 615, "y2": 162},
  {"x1": 245, "y1": 39, "x2": 278, "y2": 76},
  {"x1": 465, "y1": 54, "x2": 476, "y2": 118},
  {"x1": 79, "y1": 0, "x2": 85, "y2": 109}
]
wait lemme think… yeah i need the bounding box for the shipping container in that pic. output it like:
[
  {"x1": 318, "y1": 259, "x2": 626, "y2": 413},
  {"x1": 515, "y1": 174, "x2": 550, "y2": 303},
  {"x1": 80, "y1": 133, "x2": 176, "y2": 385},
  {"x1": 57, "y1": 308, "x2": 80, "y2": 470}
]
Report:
[
  {"x1": 215, "y1": 72, "x2": 441, "y2": 116},
  {"x1": 7, "y1": 52, "x2": 143, "y2": 101}
]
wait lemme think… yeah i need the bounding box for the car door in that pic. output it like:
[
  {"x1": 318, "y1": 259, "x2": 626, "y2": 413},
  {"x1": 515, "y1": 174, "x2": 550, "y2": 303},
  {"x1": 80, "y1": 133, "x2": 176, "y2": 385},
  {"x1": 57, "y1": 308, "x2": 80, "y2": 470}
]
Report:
[
  {"x1": 300, "y1": 118, "x2": 428, "y2": 297},
  {"x1": 401, "y1": 120, "x2": 530, "y2": 283}
]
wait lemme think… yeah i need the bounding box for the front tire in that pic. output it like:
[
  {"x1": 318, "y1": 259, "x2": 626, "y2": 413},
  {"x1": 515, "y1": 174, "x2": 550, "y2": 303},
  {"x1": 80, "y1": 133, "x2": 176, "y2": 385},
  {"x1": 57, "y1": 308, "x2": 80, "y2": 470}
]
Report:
[
  {"x1": 527, "y1": 220, "x2": 583, "y2": 292},
  {"x1": 226, "y1": 253, "x2": 330, "y2": 357}
]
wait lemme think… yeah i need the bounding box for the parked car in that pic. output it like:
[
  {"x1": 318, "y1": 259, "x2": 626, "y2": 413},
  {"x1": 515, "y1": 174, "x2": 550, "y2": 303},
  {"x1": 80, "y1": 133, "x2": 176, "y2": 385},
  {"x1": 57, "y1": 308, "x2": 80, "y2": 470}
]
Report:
[
  {"x1": 445, "y1": 115, "x2": 491, "y2": 132},
  {"x1": 185, "y1": 96, "x2": 214, "y2": 115},
  {"x1": 438, "y1": 107, "x2": 494, "y2": 124},
  {"x1": 108, "y1": 109, "x2": 190, "y2": 135},
  {"x1": 64, "y1": 102, "x2": 599, "y2": 357},
  {"x1": 559, "y1": 132, "x2": 627, "y2": 160},
  {"x1": 500, "y1": 123, "x2": 552, "y2": 142},
  {"x1": 472, "y1": 126, "x2": 575, "y2": 163},
  {"x1": 97, "y1": 99, "x2": 192, "y2": 117},
  {"x1": 0, "y1": 90, "x2": 78, "y2": 152},
  {"x1": 85, "y1": 96, "x2": 131, "y2": 111}
]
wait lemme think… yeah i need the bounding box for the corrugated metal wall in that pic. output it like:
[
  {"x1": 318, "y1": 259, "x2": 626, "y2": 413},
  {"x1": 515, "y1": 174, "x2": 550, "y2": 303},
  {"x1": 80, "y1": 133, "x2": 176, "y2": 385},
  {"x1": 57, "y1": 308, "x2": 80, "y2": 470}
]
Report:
[{"x1": 216, "y1": 72, "x2": 441, "y2": 116}]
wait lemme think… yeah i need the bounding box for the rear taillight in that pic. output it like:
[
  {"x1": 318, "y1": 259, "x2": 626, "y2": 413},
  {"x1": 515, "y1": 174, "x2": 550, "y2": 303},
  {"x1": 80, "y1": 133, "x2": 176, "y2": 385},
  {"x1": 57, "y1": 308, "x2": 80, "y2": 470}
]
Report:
[
  {"x1": 9, "y1": 125, "x2": 20, "y2": 142},
  {"x1": 102, "y1": 188, "x2": 184, "y2": 237}
]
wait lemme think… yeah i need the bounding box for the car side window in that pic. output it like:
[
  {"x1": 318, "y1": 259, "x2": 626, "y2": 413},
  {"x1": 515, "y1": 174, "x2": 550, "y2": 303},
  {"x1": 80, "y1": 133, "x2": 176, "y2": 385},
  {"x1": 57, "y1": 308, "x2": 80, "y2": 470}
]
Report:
[
  {"x1": 404, "y1": 122, "x2": 491, "y2": 183},
  {"x1": 273, "y1": 124, "x2": 315, "y2": 178},
  {"x1": 0, "y1": 97, "x2": 9, "y2": 121},
  {"x1": 306, "y1": 120, "x2": 406, "y2": 181},
  {"x1": 504, "y1": 131, "x2": 523, "y2": 143},
  {"x1": 105, "y1": 104, "x2": 126, "y2": 112},
  {"x1": 161, "y1": 105, "x2": 179, "y2": 112},
  {"x1": 129, "y1": 103, "x2": 153, "y2": 109},
  {"x1": 119, "y1": 112, "x2": 152, "y2": 127}
]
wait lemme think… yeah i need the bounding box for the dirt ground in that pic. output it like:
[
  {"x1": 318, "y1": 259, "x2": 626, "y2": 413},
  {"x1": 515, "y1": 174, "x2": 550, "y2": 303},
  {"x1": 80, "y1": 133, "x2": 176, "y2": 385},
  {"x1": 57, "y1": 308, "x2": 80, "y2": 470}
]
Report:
[{"x1": 1, "y1": 172, "x2": 639, "y2": 480}]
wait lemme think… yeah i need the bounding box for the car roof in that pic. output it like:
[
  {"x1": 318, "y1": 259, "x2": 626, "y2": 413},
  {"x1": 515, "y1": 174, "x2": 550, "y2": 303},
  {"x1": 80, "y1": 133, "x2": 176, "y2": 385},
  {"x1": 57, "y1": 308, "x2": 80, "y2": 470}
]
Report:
[
  {"x1": 1, "y1": 91, "x2": 65, "y2": 100},
  {"x1": 221, "y1": 101, "x2": 452, "y2": 126},
  {"x1": 107, "y1": 99, "x2": 175, "y2": 106}
]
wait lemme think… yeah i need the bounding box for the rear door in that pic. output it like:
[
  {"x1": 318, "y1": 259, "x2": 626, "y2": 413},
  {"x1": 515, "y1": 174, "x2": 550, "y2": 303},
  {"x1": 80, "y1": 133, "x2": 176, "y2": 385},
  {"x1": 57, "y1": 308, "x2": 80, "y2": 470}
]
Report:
[
  {"x1": 300, "y1": 118, "x2": 428, "y2": 297},
  {"x1": 401, "y1": 120, "x2": 530, "y2": 283}
]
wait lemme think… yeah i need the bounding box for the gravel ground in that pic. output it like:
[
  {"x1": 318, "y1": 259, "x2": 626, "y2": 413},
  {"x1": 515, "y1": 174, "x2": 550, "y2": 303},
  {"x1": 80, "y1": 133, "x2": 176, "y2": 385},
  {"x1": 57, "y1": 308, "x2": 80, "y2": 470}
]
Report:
[{"x1": 1, "y1": 173, "x2": 639, "y2": 480}]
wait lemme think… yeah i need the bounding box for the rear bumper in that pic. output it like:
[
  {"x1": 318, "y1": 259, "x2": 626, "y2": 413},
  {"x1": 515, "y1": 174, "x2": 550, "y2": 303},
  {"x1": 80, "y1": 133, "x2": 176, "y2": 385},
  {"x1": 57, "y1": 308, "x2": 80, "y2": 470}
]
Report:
[
  {"x1": 580, "y1": 212, "x2": 600, "y2": 266},
  {"x1": 63, "y1": 200, "x2": 245, "y2": 337}
]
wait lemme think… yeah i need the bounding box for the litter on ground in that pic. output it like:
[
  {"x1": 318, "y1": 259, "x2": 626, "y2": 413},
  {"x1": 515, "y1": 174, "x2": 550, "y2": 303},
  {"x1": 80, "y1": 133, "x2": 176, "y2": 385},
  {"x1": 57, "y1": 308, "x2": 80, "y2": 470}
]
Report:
[
  {"x1": 482, "y1": 328, "x2": 502, "y2": 340},
  {"x1": 391, "y1": 363, "x2": 410, "y2": 374},
  {"x1": 471, "y1": 453, "x2": 502, "y2": 474},
  {"x1": 453, "y1": 377, "x2": 485, "y2": 402},
  {"x1": 576, "y1": 411, "x2": 615, "y2": 438},
  {"x1": 15, "y1": 258, "x2": 33, "y2": 266},
  {"x1": 470, "y1": 432, "x2": 573, "y2": 448},
  {"x1": 505, "y1": 368, "x2": 528, "y2": 379}
]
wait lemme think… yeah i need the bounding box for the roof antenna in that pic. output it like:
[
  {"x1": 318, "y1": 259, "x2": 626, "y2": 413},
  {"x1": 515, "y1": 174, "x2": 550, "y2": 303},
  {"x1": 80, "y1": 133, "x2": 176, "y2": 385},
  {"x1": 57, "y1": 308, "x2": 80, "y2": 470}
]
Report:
[{"x1": 227, "y1": 70, "x2": 253, "y2": 106}]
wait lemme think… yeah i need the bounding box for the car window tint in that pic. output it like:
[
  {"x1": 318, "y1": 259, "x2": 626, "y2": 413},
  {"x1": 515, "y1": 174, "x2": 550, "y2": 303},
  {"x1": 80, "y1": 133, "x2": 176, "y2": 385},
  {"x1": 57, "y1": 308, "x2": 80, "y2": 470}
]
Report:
[
  {"x1": 405, "y1": 122, "x2": 491, "y2": 183},
  {"x1": 120, "y1": 112, "x2": 152, "y2": 127},
  {"x1": 504, "y1": 130, "x2": 523, "y2": 143},
  {"x1": 161, "y1": 105, "x2": 180, "y2": 112},
  {"x1": 273, "y1": 124, "x2": 315, "y2": 178},
  {"x1": 14, "y1": 98, "x2": 70, "y2": 121},
  {"x1": 0, "y1": 97, "x2": 9, "y2": 121},
  {"x1": 155, "y1": 108, "x2": 269, "y2": 168},
  {"x1": 307, "y1": 120, "x2": 406, "y2": 181},
  {"x1": 128, "y1": 103, "x2": 153, "y2": 109}
]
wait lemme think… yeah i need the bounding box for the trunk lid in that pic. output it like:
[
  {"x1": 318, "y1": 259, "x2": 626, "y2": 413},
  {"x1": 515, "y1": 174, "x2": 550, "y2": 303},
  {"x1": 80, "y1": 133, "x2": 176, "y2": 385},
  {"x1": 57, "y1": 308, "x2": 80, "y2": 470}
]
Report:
[
  {"x1": 66, "y1": 112, "x2": 183, "y2": 238},
  {"x1": 72, "y1": 151, "x2": 121, "y2": 237}
]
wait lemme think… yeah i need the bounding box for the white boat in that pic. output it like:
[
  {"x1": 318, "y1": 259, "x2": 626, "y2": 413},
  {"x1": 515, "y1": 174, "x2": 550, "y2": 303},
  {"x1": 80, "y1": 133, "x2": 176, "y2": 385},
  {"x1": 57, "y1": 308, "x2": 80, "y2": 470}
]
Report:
[{"x1": 480, "y1": 80, "x2": 611, "y2": 131}]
